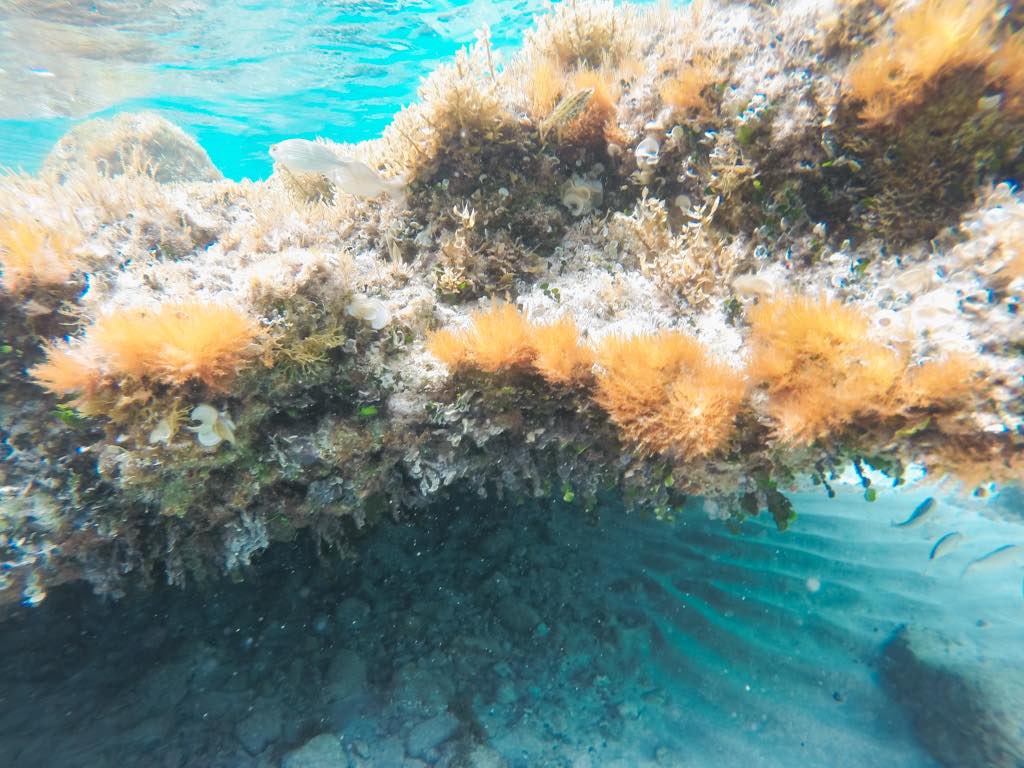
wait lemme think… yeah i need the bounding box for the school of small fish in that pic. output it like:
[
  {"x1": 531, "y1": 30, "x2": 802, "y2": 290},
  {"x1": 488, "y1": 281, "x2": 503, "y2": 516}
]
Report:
[{"x1": 892, "y1": 496, "x2": 1023, "y2": 598}]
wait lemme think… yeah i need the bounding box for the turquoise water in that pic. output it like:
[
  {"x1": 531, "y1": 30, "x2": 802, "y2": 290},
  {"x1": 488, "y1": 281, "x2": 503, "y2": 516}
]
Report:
[
  {"x1": 3, "y1": 2, "x2": 1023, "y2": 767},
  {"x1": 0, "y1": 0, "x2": 551, "y2": 180}
]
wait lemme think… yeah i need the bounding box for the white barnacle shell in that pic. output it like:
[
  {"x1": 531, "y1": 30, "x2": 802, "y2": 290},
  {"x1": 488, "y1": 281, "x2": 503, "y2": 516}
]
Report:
[
  {"x1": 149, "y1": 417, "x2": 174, "y2": 445},
  {"x1": 732, "y1": 272, "x2": 778, "y2": 299},
  {"x1": 890, "y1": 264, "x2": 939, "y2": 294},
  {"x1": 561, "y1": 175, "x2": 604, "y2": 217},
  {"x1": 189, "y1": 404, "x2": 236, "y2": 448},
  {"x1": 635, "y1": 136, "x2": 660, "y2": 169},
  {"x1": 346, "y1": 293, "x2": 391, "y2": 330}
]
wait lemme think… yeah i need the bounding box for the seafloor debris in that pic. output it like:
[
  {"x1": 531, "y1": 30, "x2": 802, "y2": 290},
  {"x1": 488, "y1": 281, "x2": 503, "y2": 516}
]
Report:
[{"x1": 0, "y1": 0, "x2": 1021, "y2": 609}]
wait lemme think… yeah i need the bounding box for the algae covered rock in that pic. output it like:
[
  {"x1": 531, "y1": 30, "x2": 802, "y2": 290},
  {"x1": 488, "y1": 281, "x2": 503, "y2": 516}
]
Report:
[
  {"x1": 42, "y1": 111, "x2": 222, "y2": 183},
  {"x1": 881, "y1": 624, "x2": 1024, "y2": 768}
]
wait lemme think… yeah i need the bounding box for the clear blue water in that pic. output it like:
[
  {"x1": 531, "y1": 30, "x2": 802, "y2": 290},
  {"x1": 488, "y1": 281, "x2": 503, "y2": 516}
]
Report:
[
  {"x1": 0, "y1": 0, "x2": 553, "y2": 180},
  {"x1": 3, "y1": 3, "x2": 1023, "y2": 766}
]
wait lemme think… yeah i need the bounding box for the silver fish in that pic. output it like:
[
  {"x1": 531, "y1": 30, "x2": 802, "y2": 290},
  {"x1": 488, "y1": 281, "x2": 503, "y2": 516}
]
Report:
[
  {"x1": 539, "y1": 87, "x2": 594, "y2": 141},
  {"x1": 270, "y1": 139, "x2": 406, "y2": 202},
  {"x1": 962, "y1": 544, "x2": 1024, "y2": 578},
  {"x1": 893, "y1": 497, "x2": 936, "y2": 528},
  {"x1": 270, "y1": 138, "x2": 345, "y2": 174},
  {"x1": 929, "y1": 531, "x2": 964, "y2": 561}
]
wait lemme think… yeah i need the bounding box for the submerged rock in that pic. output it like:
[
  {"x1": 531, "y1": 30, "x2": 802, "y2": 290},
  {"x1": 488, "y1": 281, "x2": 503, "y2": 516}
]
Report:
[
  {"x1": 281, "y1": 733, "x2": 350, "y2": 768},
  {"x1": 881, "y1": 625, "x2": 1024, "y2": 768},
  {"x1": 235, "y1": 697, "x2": 283, "y2": 755},
  {"x1": 323, "y1": 648, "x2": 367, "y2": 702},
  {"x1": 406, "y1": 712, "x2": 460, "y2": 759},
  {"x1": 42, "y1": 111, "x2": 221, "y2": 183}
]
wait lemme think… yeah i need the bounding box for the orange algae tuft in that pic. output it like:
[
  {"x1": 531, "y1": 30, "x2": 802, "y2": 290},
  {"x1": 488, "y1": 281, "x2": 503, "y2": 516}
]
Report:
[
  {"x1": 748, "y1": 295, "x2": 905, "y2": 442},
  {"x1": 91, "y1": 302, "x2": 258, "y2": 389},
  {"x1": 594, "y1": 331, "x2": 745, "y2": 459},
  {"x1": 463, "y1": 302, "x2": 536, "y2": 373},
  {"x1": 425, "y1": 327, "x2": 473, "y2": 370},
  {"x1": 531, "y1": 316, "x2": 594, "y2": 385},
  {"x1": 901, "y1": 353, "x2": 980, "y2": 410},
  {"x1": 748, "y1": 295, "x2": 984, "y2": 443},
  {"x1": 427, "y1": 302, "x2": 536, "y2": 374},
  {"x1": 660, "y1": 58, "x2": 717, "y2": 115},
  {"x1": 30, "y1": 343, "x2": 103, "y2": 400},
  {"x1": 844, "y1": 0, "x2": 1007, "y2": 124},
  {"x1": 31, "y1": 301, "x2": 259, "y2": 398},
  {"x1": 0, "y1": 216, "x2": 81, "y2": 294}
]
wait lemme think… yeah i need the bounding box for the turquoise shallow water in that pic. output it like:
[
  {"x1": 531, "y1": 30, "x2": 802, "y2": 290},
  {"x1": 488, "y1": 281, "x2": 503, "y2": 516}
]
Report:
[
  {"x1": 2, "y1": 2, "x2": 1024, "y2": 766},
  {"x1": 0, "y1": 0, "x2": 556, "y2": 180}
]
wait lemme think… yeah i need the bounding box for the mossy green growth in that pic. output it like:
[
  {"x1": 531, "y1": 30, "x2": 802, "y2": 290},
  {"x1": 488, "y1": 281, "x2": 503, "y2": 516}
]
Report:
[{"x1": 827, "y1": 69, "x2": 1024, "y2": 244}]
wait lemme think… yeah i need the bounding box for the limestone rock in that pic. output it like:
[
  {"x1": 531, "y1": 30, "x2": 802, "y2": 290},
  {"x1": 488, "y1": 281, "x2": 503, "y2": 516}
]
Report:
[
  {"x1": 406, "y1": 712, "x2": 460, "y2": 759},
  {"x1": 324, "y1": 648, "x2": 367, "y2": 702},
  {"x1": 281, "y1": 733, "x2": 349, "y2": 768},
  {"x1": 235, "y1": 697, "x2": 283, "y2": 755},
  {"x1": 43, "y1": 112, "x2": 221, "y2": 184},
  {"x1": 881, "y1": 625, "x2": 1024, "y2": 768}
]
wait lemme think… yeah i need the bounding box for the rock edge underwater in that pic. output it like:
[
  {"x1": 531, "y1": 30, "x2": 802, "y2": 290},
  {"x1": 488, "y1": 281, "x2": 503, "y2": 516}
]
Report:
[{"x1": 1, "y1": 0, "x2": 1022, "y2": 611}]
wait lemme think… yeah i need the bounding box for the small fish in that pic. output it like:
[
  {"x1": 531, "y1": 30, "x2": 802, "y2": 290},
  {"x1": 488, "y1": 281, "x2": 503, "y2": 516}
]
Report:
[
  {"x1": 539, "y1": 87, "x2": 594, "y2": 141},
  {"x1": 962, "y1": 544, "x2": 1024, "y2": 578},
  {"x1": 893, "y1": 497, "x2": 936, "y2": 528},
  {"x1": 929, "y1": 531, "x2": 964, "y2": 561},
  {"x1": 269, "y1": 139, "x2": 406, "y2": 202}
]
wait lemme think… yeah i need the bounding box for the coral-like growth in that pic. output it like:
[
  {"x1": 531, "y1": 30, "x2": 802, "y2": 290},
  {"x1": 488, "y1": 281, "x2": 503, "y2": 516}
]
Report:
[
  {"x1": 31, "y1": 301, "x2": 259, "y2": 400},
  {"x1": 844, "y1": 0, "x2": 1007, "y2": 124},
  {"x1": 594, "y1": 331, "x2": 745, "y2": 459},
  {"x1": 747, "y1": 295, "x2": 983, "y2": 443},
  {"x1": 531, "y1": 317, "x2": 594, "y2": 385},
  {"x1": 0, "y1": 216, "x2": 80, "y2": 294}
]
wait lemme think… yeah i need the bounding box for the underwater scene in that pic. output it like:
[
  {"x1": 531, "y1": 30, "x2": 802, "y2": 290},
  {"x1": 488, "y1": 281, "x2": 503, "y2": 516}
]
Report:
[{"x1": 0, "y1": 0, "x2": 1023, "y2": 766}]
